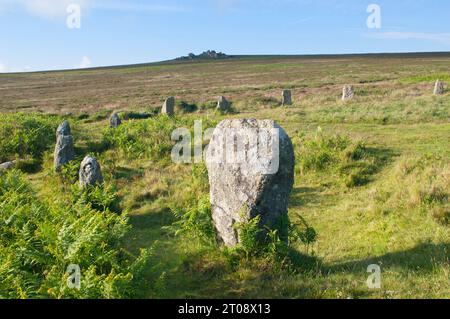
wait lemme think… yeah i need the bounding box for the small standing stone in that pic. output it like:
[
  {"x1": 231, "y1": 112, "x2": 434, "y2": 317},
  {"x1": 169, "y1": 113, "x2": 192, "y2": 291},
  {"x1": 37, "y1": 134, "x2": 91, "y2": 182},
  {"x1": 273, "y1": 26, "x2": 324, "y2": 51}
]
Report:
[
  {"x1": 434, "y1": 80, "x2": 445, "y2": 95},
  {"x1": 0, "y1": 161, "x2": 15, "y2": 171},
  {"x1": 281, "y1": 90, "x2": 292, "y2": 106},
  {"x1": 57, "y1": 120, "x2": 71, "y2": 136},
  {"x1": 79, "y1": 156, "x2": 103, "y2": 188},
  {"x1": 342, "y1": 85, "x2": 355, "y2": 101},
  {"x1": 54, "y1": 121, "x2": 75, "y2": 172},
  {"x1": 217, "y1": 96, "x2": 230, "y2": 111},
  {"x1": 110, "y1": 113, "x2": 122, "y2": 128},
  {"x1": 162, "y1": 97, "x2": 175, "y2": 116}
]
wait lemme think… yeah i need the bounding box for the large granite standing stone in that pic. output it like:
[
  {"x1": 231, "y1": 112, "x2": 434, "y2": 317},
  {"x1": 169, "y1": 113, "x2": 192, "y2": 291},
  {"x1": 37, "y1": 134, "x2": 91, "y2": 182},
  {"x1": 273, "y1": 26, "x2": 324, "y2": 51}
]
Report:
[
  {"x1": 281, "y1": 90, "x2": 292, "y2": 106},
  {"x1": 434, "y1": 80, "x2": 445, "y2": 95},
  {"x1": 342, "y1": 85, "x2": 355, "y2": 101},
  {"x1": 110, "y1": 113, "x2": 122, "y2": 128},
  {"x1": 54, "y1": 121, "x2": 75, "y2": 172},
  {"x1": 205, "y1": 119, "x2": 295, "y2": 247},
  {"x1": 79, "y1": 156, "x2": 103, "y2": 188},
  {"x1": 217, "y1": 96, "x2": 230, "y2": 111},
  {"x1": 162, "y1": 97, "x2": 175, "y2": 116}
]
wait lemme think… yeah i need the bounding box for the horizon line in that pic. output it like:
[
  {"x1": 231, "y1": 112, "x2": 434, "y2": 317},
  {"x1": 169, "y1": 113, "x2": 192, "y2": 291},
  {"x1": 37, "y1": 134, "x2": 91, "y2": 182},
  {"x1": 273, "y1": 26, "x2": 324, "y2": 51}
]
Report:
[{"x1": 2, "y1": 50, "x2": 450, "y2": 75}]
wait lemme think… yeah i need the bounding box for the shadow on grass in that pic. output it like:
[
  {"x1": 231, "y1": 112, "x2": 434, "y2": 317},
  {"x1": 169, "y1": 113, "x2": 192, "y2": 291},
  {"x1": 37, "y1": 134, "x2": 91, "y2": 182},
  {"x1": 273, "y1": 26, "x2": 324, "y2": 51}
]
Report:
[
  {"x1": 80, "y1": 139, "x2": 110, "y2": 155},
  {"x1": 167, "y1": 242, "x2": 449, "y2": 298},
  {"x1": 146, "y1": 247, "x2": 325, "y2": 299},
  {"x1": 287, "y1": 247, "x2": 322, "y2": 272},
  {"x1": 326, "y1": 242, "x2": 450, "y2": 274},
  {"x1": 289, "y1": 186, "x2": 336, "y2": 209},
  {"x1": 113, "y1": 166, "x2": 144, "y2": 180},
  {"x1": 129, "y1": 213, "x2": 448, "y2": 298},
  {"x1": 122, "y1": 209, "x2": 178, "y2": 299},
  {"x1": 291, "y1": 147, "x2": 399, "y2": 203},
  {"x1": 129, "y1": 208, "x2": 175, "y2": 231},
  {"x1": 122, "y1": 208, "x2": 174, "y2": 256},
  {"x1": 339, "y1": 147, "x2": 399, "y2": 187},
  {"x1": 362, "y1": 146, "x2": 399, "y2": 175}
]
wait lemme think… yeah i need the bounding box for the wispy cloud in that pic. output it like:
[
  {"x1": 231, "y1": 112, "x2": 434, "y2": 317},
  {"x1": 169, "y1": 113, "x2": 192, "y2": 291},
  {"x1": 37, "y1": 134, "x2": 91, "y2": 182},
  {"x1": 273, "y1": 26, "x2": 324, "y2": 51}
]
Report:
[
  {"x1": 77, "y1": 56, "x2": 92, "y2": 69},
  {"x1": 0, "y1": 0, "x2": 187, "y2": 19},
  {"x1": 365, "y1": 31, "x2": 450, "y2": 46},
  {"x1": 0, "y1": 0, "x2": 88, "y2": 18},
  {"x1": 0, "y1": 61, "x2": 8, "y2": 73},
  {"x1": 0, "y1": 61, "x2": 31, "y2": 73}
]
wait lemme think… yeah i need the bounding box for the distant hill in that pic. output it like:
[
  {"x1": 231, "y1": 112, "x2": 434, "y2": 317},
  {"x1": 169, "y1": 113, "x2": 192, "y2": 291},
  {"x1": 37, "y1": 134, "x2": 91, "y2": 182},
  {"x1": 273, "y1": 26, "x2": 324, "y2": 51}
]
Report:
[
  {"x1": 175, "y1": 50, "x2": 233, "y2": 61},
  {"x1": 9, "y1": 51, "x2": 450, "y2": 74}
]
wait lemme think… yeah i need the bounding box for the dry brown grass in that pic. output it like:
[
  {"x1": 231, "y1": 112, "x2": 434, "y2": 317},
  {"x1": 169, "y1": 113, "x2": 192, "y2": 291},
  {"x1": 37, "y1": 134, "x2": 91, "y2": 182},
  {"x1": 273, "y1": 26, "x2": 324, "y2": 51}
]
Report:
[{"x1": 2, "y1": 54, "x2": 450, "y2": 115}]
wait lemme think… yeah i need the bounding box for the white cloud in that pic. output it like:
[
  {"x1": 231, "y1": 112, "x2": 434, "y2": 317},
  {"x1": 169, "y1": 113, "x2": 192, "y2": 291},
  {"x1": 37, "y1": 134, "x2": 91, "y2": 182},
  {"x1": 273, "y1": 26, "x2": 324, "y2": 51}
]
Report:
[
  {"x1": 15, "y1": 66, "x2": 33, "y2": 72},
  {"x1": 25, "y1": 0, "x2": 88, "y2": 18},
  {"x1": 0, "y1": 0, "x2": 187, "y2": 18},
  {"x1": 0, "y1": 0, "x2": 89, "y2": 19},
  {"x1": 78, "y1": 56, "x2": 91, "y2": 69},
  {"x1": 0, "y1": 62, "x2": 8, "y2": 73},
  {"x1": 366, "y1": 32, "x2": 450, "y2": 46}
]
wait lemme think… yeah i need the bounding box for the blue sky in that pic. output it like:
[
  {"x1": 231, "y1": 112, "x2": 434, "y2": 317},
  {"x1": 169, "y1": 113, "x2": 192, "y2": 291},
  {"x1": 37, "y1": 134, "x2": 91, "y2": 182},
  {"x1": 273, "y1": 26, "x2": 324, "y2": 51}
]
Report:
[{"x1": 1, "y1": 0, "x2": 450, "y2": 72}]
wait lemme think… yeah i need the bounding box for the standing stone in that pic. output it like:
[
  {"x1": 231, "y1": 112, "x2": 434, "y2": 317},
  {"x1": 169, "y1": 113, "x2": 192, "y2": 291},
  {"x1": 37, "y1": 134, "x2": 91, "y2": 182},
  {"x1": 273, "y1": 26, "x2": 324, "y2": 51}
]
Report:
[
  {"x1": 281, "y1": 90, "x2": 292, "y2": 106},
  {"x1": 57, "y1": 120, "x2": 71, "y2": 136},
  {"x1": 54, "y1": 121, "x2": 75, "y2": 172},
  {"x1": 79, "y1": 156, "x2": 103, "y2": 188},
  {"x1": 342, "y1": 85, "x2": 355, "y2": 101},
  {"x1": 162, "y1": 97, "x2": 175, "y2": 116},
  {"x1": 0, "y1": 161, "x2": 15, "y2": 171},
  {"x1": 205, "y1": 119, "x2": 295, "y2": 247},
  {"x1": 434, "y1": 80, "x2": 444, "y2": 95},
  {"x1": 110, "y1": 113, "x2": 122, "y2": 128},
  {"x1": 217, "y1": 96, "x2": 230, "y2": 111}
]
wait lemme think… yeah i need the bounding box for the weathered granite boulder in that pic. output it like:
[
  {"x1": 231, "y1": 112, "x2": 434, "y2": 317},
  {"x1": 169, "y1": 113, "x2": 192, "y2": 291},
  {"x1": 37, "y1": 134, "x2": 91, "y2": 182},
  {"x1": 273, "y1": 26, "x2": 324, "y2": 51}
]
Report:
[
  {"x1": 57, "y1": 120, "x2": 71, "y2": 136},
  {"x1": 281, "y1": 90, "x2": 292, "y2": 106},
  {"x1": 217, "y1": 96, "x2": 230, "y2": 111},
  {"x1": 110, "y1": 113, "x2": 122, "y2": 128},
  {"x1": 205, "y1": 119, "x2": 295, "y2": 246},
  {"x1": 342, "y1": 85, "x2": 355, "y2": 101},
  {"x1": 54, "y1": 121, "x2": 75, "y2": 172},
  {"x1": 434, "y1": 80, "x2": 444, "y2": 95},
  {"x1": 79, "y1": 156, "x2": 103, "y2": 187},
  {"x1": 162, "y1": 97, "x2": 175, "y2": 116},
  {"x1": 0, "y1": 161, "x2": 15, "y2": 171}
]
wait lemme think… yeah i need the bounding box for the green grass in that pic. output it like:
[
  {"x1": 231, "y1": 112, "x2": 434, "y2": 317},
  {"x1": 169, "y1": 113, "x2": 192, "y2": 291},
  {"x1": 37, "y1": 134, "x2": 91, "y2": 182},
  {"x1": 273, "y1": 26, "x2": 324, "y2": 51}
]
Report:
[{"x1": 401, "y1": 73, "x2": 450, "y2": 84}]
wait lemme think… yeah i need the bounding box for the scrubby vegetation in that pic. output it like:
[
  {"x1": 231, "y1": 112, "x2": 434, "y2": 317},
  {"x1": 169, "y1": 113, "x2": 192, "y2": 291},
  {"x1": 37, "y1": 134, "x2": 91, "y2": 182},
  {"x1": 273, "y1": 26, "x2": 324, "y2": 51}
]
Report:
[
  {"x1": 0, "y1": 170, "x2": 150, "y2": 298},
  {"x1": 0, "y1": 113, "x2": 60, "y2": 163},
  {"x1": 296, "y1": 131, "x2": 389, "y2": 187},
  {"x1": 102, "y1": 116, "x2": 217, "y2": 162}
]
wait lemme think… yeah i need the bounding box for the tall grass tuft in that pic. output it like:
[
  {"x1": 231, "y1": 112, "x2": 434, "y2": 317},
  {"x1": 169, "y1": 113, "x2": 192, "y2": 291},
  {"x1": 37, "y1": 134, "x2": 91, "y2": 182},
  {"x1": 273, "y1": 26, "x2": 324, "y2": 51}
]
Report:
[{"x1": 297, "y1": 130, "x2": 382, "y2": 187}]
